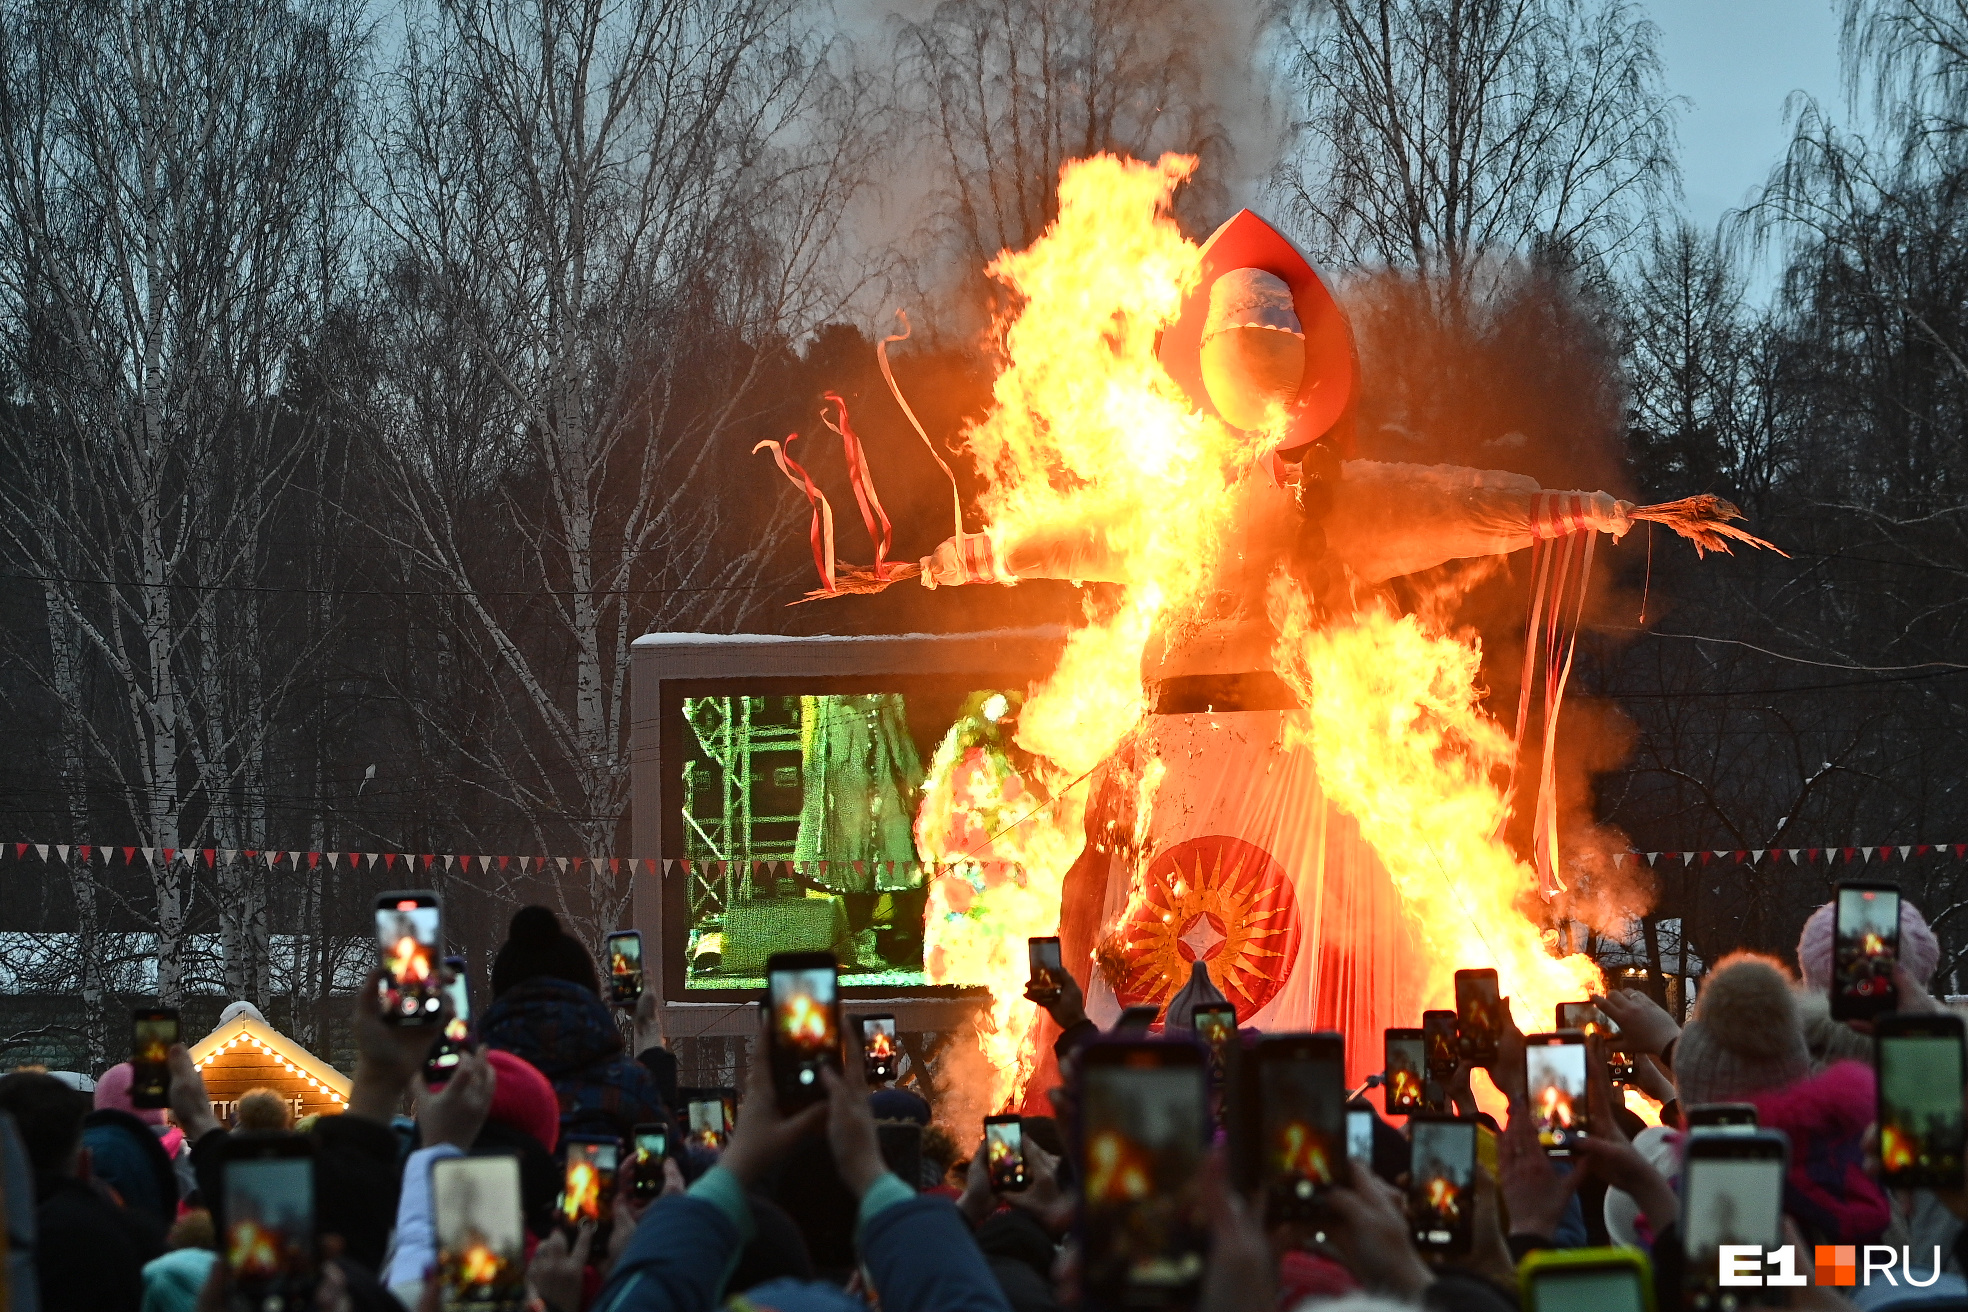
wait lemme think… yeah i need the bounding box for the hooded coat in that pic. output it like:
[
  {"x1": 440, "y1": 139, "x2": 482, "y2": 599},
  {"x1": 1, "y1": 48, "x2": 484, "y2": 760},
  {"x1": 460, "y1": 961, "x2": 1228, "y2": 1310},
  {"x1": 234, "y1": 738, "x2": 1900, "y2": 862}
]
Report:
[
  {"x1": 479, "y1": 975, "x2": 668, "y2": 1142},
  {"x1": 81, "y1": 1107, "x2": 178, "y2": 1230}
]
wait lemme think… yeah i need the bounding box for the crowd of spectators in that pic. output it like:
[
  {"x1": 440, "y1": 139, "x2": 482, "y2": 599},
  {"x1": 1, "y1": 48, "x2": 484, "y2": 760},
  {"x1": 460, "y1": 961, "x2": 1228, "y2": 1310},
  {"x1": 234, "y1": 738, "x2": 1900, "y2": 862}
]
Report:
[{"x1": 2, "y1": 896, "x2": 1966, "y2": 1311}]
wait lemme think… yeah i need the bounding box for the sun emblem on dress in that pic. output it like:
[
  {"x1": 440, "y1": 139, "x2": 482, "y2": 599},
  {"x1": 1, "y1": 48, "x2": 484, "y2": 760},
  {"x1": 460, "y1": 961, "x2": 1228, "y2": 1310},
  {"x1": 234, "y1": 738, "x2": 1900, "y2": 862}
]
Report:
[{"x1": 1105, "y1": 835, "x2": 1301, "y2": 1019}]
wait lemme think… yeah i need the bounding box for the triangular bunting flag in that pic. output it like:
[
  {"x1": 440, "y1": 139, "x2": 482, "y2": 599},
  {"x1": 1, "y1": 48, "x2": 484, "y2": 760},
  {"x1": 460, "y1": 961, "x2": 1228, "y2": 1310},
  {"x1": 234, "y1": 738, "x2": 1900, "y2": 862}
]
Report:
[
  {"x1": 662, "y1": 859, "x2": 673, "y2": 877},
  {"x1": 1750, "y1": 850, "x2": 1764, "y2": 863},
  {"x1": 161, "y1": 847, "x2": 174, "y2": 864},
  {"x1": 382, "y1": 853, "x2": 397, "y2": 870},
  {"x1": 421, "y1": 854, "x2": 434, "y2": 870},
  {"x1": 1682, "y1": 852, "x2": 1695, "y2": 865},
  {"x1": 288, "y1": 851, "x2": 301, "y2": 867},
  {"x1": 202, "y1": 848, "x2": 216, "y2": 867},
  {"x1": 221, "y1": 849, "x2": 236, "y2": 864},
  {"x1": 609, "y1": 857, "x2": 620, "y2": 875},
  {"x1": 325, "y1": 852, "x2": 337, "y2": 869},
  {"x1": 1917, "y1": 845, "x2": 1932, "y2": 857},
  {"x1": 123, "y1": 846, "x2": 137, "y2": 864},
  {"x1": 54, "y1": 844, "x2": 68, "y2": 862},
  {"x1": 1956, "y1": 845, "x2": 1967, "y2": 860},
  {"x1": 11, "y1": 843, "x2": 24, "y2": 860},
  {"x1": 1614, "y1": 852, "x2": 1628, "y2": 867},
  {"x1": 1788, "y1": 849, "x2": 1801, "y2": 864},
  {"x1": 444, "y1": 855, "x2": 455, "y2": 871},
  {"x1": 572, "y1": 857, "x2": 584, "y2": 873},
  {"x1": 555, "y1": 857, "x2": 569, "y2": 874},
  {"x1": 307, "y1": 852, "x2": 320, "y2": 869},
  {"x1": 78, "y1": 844, "x2": 92, "y2": 862},
  {"x1": 1899, "y1": 845, "x2": 1913, "y2": 861},
  {"x1": 1861, "y1": 847, "x2": 1875, "y2": 861},
  {"x1": 243, "y1": 849, "x2": 257, "y2": 860},
  {"x1": 36, "y1": 844, "x2": 52, "y2": 862},
  {"x1": 1646, "y1": 852, "x2": 1660, "y2": 866}
]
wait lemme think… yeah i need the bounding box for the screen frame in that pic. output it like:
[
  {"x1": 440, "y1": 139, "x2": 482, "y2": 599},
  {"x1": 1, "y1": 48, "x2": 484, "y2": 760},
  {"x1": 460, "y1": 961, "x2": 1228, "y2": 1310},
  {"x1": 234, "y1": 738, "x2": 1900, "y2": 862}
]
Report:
[{"x1": 631, "y1": 629, "x2": 1067, "y2": 1011}]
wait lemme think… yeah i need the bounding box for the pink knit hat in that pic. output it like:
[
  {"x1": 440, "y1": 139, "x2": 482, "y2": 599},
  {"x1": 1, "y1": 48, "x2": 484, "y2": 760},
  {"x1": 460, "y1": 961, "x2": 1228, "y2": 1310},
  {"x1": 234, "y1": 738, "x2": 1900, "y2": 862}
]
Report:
[
  {"x1": 94, "y1": 1062, "x2": 164, "y2": 1126},
  {"x1": 485, "y1": 1049, "x2": 560, "y2": 1153},
  {"x1": 1797, "y1": 896, "x2": 1940, "y2": 991}
]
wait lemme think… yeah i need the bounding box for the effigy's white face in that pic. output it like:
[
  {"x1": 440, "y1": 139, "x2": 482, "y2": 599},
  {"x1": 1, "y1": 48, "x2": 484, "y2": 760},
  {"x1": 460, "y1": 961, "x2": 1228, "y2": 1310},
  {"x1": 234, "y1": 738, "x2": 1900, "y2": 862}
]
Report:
[{"x1": 1198, "y1": 267, "x2": 1304, "y2": 432}]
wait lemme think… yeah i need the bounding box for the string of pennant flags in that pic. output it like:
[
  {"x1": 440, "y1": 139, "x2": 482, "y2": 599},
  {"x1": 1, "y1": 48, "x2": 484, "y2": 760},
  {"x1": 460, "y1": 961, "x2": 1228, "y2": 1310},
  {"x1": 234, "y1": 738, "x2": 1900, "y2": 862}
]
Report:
[
  {"x1": 0, "y1": 846, "x2": 1013, "y2": 880},
  {"x1": 1613, "y1": 844, "x2": 1968, "y2": 868},
  {"x1": 2, "y1": 842, "x2": 1964, "y2": 874}
]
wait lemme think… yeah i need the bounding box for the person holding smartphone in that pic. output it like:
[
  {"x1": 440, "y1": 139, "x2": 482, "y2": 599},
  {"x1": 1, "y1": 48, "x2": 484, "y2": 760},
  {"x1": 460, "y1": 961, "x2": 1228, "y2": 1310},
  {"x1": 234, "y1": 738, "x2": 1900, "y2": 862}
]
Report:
[
  {"x1": 479, "y1": 906, "x2": 669, "y2": 1143},
  {"x1": 594, "y1": 1045, "x2": 1008, "y2": 1312}
]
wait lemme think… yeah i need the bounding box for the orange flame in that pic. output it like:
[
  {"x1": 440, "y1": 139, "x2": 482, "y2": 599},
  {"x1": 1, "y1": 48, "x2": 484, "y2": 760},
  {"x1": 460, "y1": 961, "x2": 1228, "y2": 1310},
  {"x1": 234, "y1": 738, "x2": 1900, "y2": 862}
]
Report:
[{"x1": 912, "y1": 152, "x2": 1606, "y2": 1111}]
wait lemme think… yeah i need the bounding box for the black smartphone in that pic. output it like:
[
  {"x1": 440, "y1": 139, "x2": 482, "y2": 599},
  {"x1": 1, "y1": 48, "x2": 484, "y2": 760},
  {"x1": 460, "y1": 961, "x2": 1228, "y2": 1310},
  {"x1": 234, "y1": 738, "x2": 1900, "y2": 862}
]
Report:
[
  {"x1": 766, "y1": 951, "x2": 841, "y2": 1109},
  {"x1": 425, "y1": 956, "x2": 473, "y2": 1089},
  {"x1": 1407, "y1": 1115, "x2": 1478, "y2": 1255},
  {"x1": 860, "y1": 1014, "x2": 898, "y2": 1083},
  {"x1": 1684, "y1": 1103, "x2": 1758, "y2": 1131},
  {"x1": 1524, "y1": 1031, "x2": 1590, "y2": 1156},
  {"x1": 1193, "y1": 1003, "x2": 1237, "y2": 1064},
  {"x1": 222, "y1": 1134, "x2": 315, "y2": 1310},
  {"x1": 376, "y1": 890, "x2": 444, "y2": 1024},
  {"x1": 1028, "y1": 936, "x2": 1064, "y2": 1004},
  {"x1": 986, "y1": 1113, "x2": 1028, "y2": 1191},
  {"x1": 1877, "y1": 1012, "x2": 1966, "y2": 1191},
  {"x1": 1680, "y1": 1130, "x2": 1788, "y2": 1307},
  {"x1": 555, "y1": 1136, "x2": 619, "y2": 1235},
  {"x1": 1114, "y1": 1004, "x2": 1160, "y2": 1034},
  {"x1": 1346, "y1": 1107, "x2": 1375, "y2": 1169},
  {"x1": 1422, "y1": 1009, "x2": 1459, "y2": 1079},
  {"x1": 1384, "y1": 1027, "x2": 1427, "y2": 1115},
  {"x1": 1832, "y1": 881, "x2": 1901, "y2": 1021},
  {"x1": 432, "y1": 1153, "x2": 527, "y2": 1311},
  {"x1": 1078, "y1": 1040, "x2": 1208, "y2": 1308},
  {"x1": 682, "y1": 1088, "x2": 737, "y2": 1151},
  {"x1": 1239, "y1": 1032, "x2": 1346, "y2": 1222},
  {"x1": 631, "y1": 1124, "x2": 668, "y2": 1202},
  {"x1": 131, "y1": 1008, "x2": 179, "y2": 1110},
  {"x1": 606, "y1": 931, "x2": 644, "y2": 1008},
  {"x1": 1454, "y1": 969, "x2": 1502, "y2": 1065}
]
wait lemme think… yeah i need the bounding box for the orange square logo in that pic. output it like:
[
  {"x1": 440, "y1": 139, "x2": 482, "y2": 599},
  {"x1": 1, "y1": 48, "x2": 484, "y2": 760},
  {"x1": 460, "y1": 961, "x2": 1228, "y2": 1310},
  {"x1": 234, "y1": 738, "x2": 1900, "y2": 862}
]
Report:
[{"x1": 1815, "y1": 1245, "x2": 1856, "y2": 1286}]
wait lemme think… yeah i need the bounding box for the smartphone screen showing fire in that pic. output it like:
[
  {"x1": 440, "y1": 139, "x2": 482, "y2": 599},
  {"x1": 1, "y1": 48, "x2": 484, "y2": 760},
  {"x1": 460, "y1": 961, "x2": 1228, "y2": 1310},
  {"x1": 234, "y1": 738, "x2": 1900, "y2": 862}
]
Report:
[
  {"x1": 1454, "y1": 971, "x2": 1501, "y2": 1063},
  {"x1": 377, "y1": 899, "x2": 442, "y2": 1020},
  {"x1": 434, "y1": 1155, "x2": 526, "y2": 1312},
  {"x1": 862, "y1": 1016, "x2": 898, "y2": 1081},
  {"x1": 1028, "y1": 937, "x2": 1064, "y2": 1000},
  {"x1": 633, "y1": 1129, "x2": 668, "y2": 1200},
  {"x1": 132, "y1": 1011, "x2": 177, "y2": 1104},
  {"x1": 1409, "y1": 1120, "x2": 1475, "y2": 1250},
  {"x1": 1081, "y1": 1063, "x2": 1207, "y2": 1302},
  {"x1": 1423, "y1": 1011, "x2": 1458, "y2": 1078},
  {"x1": 986, "y1": 1118, "x2": 1025, "y2": 1190},
  {"x1": 771, "y1": 966, "x2": 839, "y2": 1092},
  {"x1": 1261, "y1": 1053, "x2": 1344, "y2": 1201},
  {"x1": 1682, "y1": 1156, "x2": 1784, "y2": 1292},
  {"x1": 1384, "y1": 1032, "x2": 1426, "y2": 1113},
  {"x1": 1835, "y1": 886, "x2": 1900, "y2": 1012},
  {"x1": 225, "y1": 1156, "x2": 315, "y2": 1299},
  {"x1": 676, "y1": 688, "x2": 1029, "y2": 992},
  {"x1": 442, "y1": 963, "x2": 471, "y2": 1043},
  {"x1": 557, "y1": 1141, "x2": 617, "y2": 1228},
  {"x1": 687, "y1": 1100, "x2": 728, "y2": 1151},
  {"x1": 1194, "y1": 1005, "x2": 1237, "y2": 1069},
  {"x1": 1526, "y1": 1037, "x2": 1588, "y2": 1153},
  {"x1": 1879, "y1": 1034, "x2": 1966, "y2": 1187},
  {"x1": 607, "y1": 933, "x2": 643, "y2": 1006}
]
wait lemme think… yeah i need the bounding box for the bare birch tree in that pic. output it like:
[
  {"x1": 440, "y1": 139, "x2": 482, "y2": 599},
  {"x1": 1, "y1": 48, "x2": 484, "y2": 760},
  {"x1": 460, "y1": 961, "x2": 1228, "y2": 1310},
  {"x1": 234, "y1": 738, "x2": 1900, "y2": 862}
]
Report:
[
  {"x1": 356, "y1": 0, "x2": 878, "y2": 949},
  {"x1": 0, "y1": 0, "x2": 363, "y2": 1005},
  {"x1": 1278, "y1": 0, "x2": 1678, "y2": 304}
]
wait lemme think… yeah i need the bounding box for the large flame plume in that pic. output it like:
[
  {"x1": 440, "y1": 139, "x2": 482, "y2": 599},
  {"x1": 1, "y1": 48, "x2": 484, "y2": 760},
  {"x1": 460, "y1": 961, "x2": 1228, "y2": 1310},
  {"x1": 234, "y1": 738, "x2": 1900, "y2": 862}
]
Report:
[
  {"x1": 917, "y1": 151, "x2": 1611, "y2": 1112},
  {"x1": 920, "y1": 153, "x2": 1257, "y2": 1107}
]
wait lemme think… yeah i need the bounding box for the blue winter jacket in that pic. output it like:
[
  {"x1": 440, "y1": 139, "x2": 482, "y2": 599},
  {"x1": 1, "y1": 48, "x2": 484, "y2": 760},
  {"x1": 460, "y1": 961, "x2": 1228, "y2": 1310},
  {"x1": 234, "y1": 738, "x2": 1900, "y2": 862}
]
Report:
[
  {"x1": 593, "y1": 1167, "x2": 1011, "y2": 1312},
  {"x1": 478, "y1": 975, "x2": 668, "y2": 1142}
]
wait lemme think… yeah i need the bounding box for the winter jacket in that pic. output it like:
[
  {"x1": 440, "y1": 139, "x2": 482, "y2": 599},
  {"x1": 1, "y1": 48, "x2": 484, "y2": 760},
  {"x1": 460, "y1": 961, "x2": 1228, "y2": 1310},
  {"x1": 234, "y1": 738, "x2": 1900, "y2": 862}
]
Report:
[
  {"x1": 594, "y1": 1166, "x2": 1010, "y2": 1312},
  {"x1": 34, "y1": 1174, "x2": 164, "y2": 1312},
  {"x1": 480, "y1": 975, "x2": 668, "y2": 1141},
  {"x1": 83, "y1": 1107, "x2": 179, "y2": 1230}
]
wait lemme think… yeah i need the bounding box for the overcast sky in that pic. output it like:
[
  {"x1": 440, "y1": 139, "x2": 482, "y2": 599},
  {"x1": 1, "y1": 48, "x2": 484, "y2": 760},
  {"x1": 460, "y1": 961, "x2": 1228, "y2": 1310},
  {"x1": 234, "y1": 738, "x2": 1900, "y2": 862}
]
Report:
[{"x1": 1648, "y1": 0, "x2": 1852, "y2": 274}]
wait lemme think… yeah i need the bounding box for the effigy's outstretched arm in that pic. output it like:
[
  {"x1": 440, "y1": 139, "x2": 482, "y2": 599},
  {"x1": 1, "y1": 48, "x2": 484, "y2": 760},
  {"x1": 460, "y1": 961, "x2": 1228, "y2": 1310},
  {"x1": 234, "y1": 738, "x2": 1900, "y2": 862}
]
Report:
[
  {"x1": 917, "y1": 521, "x2": 1135, "y2": 588},
  {"x1": 1324, "y1": 460, "x2": 1634, "y2": 583}
]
